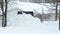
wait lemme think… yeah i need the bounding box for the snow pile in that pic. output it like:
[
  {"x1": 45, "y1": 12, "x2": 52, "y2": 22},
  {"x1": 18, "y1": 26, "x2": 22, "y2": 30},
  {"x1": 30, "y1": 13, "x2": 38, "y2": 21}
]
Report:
[
  {"x1": 5, "y1": 14, "x2": 59, "y2": 34},
  {"x1": 7, "y1": 13, "x2": 41, "y2": 26}
]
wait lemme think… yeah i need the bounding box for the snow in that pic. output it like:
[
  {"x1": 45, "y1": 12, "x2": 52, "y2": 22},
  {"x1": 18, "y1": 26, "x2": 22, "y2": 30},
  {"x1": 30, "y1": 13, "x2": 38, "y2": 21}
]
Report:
[
  {"x1": 0, "y1": 13, "x2": 60, "y2": 34},
  {"x1": 0, "y1": 1, "x2": 60, "y2": 34},
  {"x1": 7, "y1": 13, "x2": 41, "y2": 26},
  {"x1": 8, "y1": 1, "x2": 56, "y2": 14},
  {"x1": 6, "y1": 13, "x2": 59, "y2": 34}
]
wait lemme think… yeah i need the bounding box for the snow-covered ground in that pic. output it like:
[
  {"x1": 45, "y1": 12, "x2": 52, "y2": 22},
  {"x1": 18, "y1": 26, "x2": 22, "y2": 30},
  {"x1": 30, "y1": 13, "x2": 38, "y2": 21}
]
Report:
[
  {"x1": 0, "y1": 13, "x2": 60, "y2": 34},
  {"x1": 0, "y1": 1, "x2": 60, "y2": 34}
]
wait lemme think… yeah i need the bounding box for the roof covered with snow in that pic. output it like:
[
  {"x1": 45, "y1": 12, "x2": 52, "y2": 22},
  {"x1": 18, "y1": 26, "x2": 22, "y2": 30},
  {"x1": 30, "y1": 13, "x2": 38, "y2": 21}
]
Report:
[
  {"x1": 8, "y1": 1, "x2": 56, "y2": 14},
  {"x1": 8, "y1": 1, "x2": 55, "y2": 11}
]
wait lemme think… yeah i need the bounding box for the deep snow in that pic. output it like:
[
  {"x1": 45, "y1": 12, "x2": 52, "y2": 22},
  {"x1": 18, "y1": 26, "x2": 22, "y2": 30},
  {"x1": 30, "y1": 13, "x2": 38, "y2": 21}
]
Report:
[
  {"x1": 0, "y1": 10, "x2": 60, "y2": 34},
  {"x1": 0, "y1": 13, "x2": 59, "y2": 34},
  {"x1": 0, "y1": 1, "x2": 60, "y2": 34}
]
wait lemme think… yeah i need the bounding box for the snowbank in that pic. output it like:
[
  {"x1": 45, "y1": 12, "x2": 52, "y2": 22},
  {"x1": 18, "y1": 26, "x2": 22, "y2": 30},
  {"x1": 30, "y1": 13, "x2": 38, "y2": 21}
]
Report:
[
  {"x1": 3, "y1": 13, "x2": 59, "y2": 34},
  {"x1": 7, "y1": 13, "x2": 41, "y2": 26}
]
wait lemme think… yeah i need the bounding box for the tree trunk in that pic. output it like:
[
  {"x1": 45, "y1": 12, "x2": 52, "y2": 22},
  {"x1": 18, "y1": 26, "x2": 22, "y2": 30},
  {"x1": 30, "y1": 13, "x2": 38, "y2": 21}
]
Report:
[
  {"x1": 59, "y1": 11, "x2": 60, "y2": 30},
  {"x1": 55, "y1": 1, "x2": 58, "y2": 20},
  {"x1": 2, "y1": 0, "x2": 7, "y2": 27},
  {"x1": 5, "y1": 0, "x2": 7, "y2": 27},
  {"x1": 2, "y1": 0, "x2": 5, "y2": 27}
]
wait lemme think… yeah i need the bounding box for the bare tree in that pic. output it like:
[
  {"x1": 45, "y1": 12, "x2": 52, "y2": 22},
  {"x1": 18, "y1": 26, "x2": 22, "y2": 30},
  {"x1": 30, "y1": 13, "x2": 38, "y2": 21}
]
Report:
[
  {"x1": 1, "y1": 0, "x2": 5, "y2": 27},
  {"x1": 2, "y1": 0, "x2": 7, "y2": 27}
]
